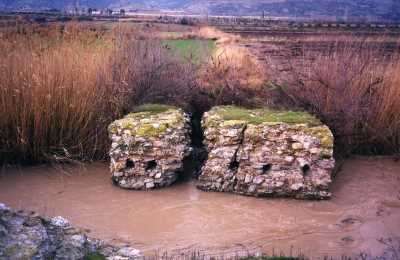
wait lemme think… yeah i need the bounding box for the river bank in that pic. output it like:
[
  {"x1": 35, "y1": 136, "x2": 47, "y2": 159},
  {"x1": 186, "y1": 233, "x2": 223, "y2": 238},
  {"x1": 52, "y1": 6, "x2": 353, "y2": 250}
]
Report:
[{"x1": 0, "y1": 156, "x2": 399, "y2": 258}]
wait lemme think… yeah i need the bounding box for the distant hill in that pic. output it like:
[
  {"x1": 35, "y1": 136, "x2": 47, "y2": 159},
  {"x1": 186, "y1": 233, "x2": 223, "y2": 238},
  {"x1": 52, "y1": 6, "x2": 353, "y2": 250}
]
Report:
[{"x1": 1, "y1": 0, "x2": 399, "y2": 22}]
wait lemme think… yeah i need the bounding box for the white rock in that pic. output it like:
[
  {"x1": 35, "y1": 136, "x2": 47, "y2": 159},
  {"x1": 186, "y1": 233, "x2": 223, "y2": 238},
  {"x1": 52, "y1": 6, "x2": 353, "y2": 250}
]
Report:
[
  {"x1": 51, "y1": 216, "x2": 70, "y2": 228},
  {"x1": 291, "y1": 183, "x2": 304, "y2": 191},
  {"x1": 0, "y1": 203, "x2": 10, "y2": 211},
  {"x1": 117, "y1": 247, "x2": 142, "y2": 258},
  {"x1": 310, "y1": 148, "x2": 321, "y2": 154},
  {"x1": 114, "y1": 172, "x2": 123, "y2": 178},
  {"x1": 253, "y1": 176, "x2": 264, "y2": 184},
  {"x1": 284, "y1": 156, "x2": 295, "y2": 163},
  {"x1": 244, "y1": 174, "x2": 253, "y2": 183},
  {"x1": 292, "y1": 142, "x2": 303, "y2": 150},
  {"x1": 70, "y1": 234, "x2": 87, "y2": 247},
  {"x1": 145, "y1": 182, "x2": 155, "y2": 189}
]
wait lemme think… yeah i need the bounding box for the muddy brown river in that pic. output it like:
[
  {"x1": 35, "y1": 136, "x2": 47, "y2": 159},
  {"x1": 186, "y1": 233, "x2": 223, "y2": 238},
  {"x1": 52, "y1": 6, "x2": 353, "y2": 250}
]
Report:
[{"x1": 0, "y1": 156, "x2": 399, "y2": 258}]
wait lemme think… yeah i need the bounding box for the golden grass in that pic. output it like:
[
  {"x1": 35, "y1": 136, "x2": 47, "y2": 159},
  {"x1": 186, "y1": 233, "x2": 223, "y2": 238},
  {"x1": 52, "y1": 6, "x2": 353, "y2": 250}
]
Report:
[
  {"x1": 0, "y1": 24, "x2": 130, "y2": 163},
  {"x1": 0, "y1": 23, "x2": 239, "y2": 164},
  {"x1": 282, "y1": 41, "x2": 400, "y2": 154},
  {"x1": 197, "y1": 26, "x2": 267, "y2": 107},
  {"x1": 2, "y1": 22, "x2": 399, "y2": 163},
  {"x1": 374, "y1": 60, "x2": 400, "y2": 148}
]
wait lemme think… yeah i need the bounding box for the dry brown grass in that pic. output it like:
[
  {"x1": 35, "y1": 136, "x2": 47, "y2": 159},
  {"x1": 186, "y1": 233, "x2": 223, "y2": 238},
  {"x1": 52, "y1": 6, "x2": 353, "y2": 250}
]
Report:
[
  {"x1": 0, "y1": 24, "x2": 131, "y2": 163},
  {"x1": 198, "y1": 26, "x2": 240, "y2": 44},
  {"x1": 373, "y1": 60, "x2": 400, "y2": 151},
  {"x1": 279, "y1": 40, "x2": 400, "y2": 154},
  {"x1": 0, "y1": 24, "x2": 199, "y2": 164},
  {"x1": 197, "y1": 37, "x2": 267, "y2": 108},
  {"x1": 6, "y1": 22, "x2": 400, "y2": 163}
]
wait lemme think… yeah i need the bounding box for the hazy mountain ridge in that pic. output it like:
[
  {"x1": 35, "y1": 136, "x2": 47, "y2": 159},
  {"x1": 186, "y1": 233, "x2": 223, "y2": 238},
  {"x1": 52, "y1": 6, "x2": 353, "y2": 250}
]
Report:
[{"x1": 0, "y1": 0, "x2": 399, "y2": 22}]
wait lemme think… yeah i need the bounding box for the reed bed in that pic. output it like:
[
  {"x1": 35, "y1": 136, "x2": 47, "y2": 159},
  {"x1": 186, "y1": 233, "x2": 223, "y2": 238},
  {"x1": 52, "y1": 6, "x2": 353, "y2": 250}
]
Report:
[
  {"x1": 0, "y1": 24, "x2": 129, "y2": 163},
  {"x1": 279, "y1": 40, "x2": 400, "y2": 154},
  {"x1": 0, "y1": 23, "x2": 262, "y2": 164},
  {"x1": 1, "y1": 23, "x2": 400, "y2": 164}
]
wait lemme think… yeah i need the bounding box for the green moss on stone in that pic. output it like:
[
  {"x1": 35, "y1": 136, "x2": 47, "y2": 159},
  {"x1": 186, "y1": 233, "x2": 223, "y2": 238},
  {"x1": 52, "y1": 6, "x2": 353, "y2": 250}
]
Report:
[
  {"x1": 222, "y1": 120, "x2": 247, "y2": 127},
  {"x1": 303, "y1": 126, "x2": 334, "y2": 149},
  {"x1": 108, "y1": 104, "x2": 184, "y2": 137},
  {"x1": 136, "y1": 123, "x2": 169, "y2": 137},
  {"x1": 108, "y1": 123, "x2": 118, "y2": 134},
  {"x1": 321, "y1": 136, "x2": 334, "y2": 148},
  {"x1": 120, "y1": 119, "x2": 135, "y2": 130},
  {"x1": 211, "y1": 106, "x2": 321, "y2": 126}
]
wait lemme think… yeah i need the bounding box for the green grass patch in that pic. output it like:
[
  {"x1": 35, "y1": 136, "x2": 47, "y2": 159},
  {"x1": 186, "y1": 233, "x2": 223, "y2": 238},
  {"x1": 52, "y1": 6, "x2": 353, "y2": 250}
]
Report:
[
  {"x1": 131, "y1": 104, "x2": 177, "y2": 114},
  {"x1": 212, "y1": 106, "x2": 321, "y2": 126},
  {"x1": 84, "y1": 252, "x2": 106, "y2": 260},
  {"x1": 164, "y1": 39, "x2": 216, "y2": 62}
]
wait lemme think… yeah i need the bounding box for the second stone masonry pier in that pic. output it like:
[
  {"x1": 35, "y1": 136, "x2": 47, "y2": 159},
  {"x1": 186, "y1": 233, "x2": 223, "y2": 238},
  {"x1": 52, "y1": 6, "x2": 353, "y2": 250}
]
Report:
[{"x1": 197, "y1": 106, "x2": 335, "y2": 199}]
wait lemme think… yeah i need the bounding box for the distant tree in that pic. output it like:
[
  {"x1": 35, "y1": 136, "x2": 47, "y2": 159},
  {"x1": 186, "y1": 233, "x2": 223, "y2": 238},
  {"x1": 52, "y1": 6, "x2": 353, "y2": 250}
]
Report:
[
  {"x1": 57, "y1": 16, "x2": 72, "y2": 22},
  {"x1": 120, "y1": 9, "x2": 126, "y2": 16},
  {"x1": 179, "y1": 17, "x2": 191, "y2": 25},
  {"x1": 88, "y1": 8, "x2": 93, "y2": 15},
  {"x1": 34, "y1": 17, "x2": 47, "y2": 23},
  {"x1": 107, "y1": 9, "x2": 113, "y2": 16},
  {"x1": 48, "y1": 8, "x2": 60, "y2": 13}
]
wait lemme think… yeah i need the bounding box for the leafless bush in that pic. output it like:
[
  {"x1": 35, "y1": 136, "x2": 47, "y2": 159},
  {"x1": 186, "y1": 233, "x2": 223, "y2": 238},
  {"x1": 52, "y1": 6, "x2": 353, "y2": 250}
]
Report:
[
  {"x1": 198, "y1": 44, "x2": 268, "y2": 109},
  {"x1": 115, "y1": 38, "x2": 199, "y2": 109}
]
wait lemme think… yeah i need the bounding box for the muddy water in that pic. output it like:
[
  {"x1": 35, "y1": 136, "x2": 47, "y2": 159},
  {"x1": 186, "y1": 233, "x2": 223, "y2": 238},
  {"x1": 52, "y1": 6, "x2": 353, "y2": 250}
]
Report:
[{"x1": 0, "y1": 157, "x2": 399, "y2": 258}]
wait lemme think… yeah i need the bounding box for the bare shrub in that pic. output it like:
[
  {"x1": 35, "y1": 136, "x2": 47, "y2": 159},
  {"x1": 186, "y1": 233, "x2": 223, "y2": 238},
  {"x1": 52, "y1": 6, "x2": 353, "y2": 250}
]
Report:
[
  {"x1": 112, "y1": 34, "x2": 201, "y2": 109},
  {"x1": 198, "y1": 44, "x2": 268, "y2": 109}
]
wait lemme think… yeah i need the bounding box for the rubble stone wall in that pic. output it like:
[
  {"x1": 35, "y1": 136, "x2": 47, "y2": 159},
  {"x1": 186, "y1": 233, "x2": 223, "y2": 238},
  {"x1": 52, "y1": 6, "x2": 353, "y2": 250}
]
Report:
[
  {"x1": 108, "y1": 104, "x2": 192, "y2": 190},
  {"x1": 197, "y1": 106, "x2": 335, "y2": 199}
]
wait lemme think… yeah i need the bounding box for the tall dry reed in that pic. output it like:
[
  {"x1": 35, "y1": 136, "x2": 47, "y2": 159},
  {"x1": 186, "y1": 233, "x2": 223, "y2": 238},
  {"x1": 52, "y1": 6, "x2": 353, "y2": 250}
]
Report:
[
  {"x1": 280, "y1": 40, "x2": 400, "y2": 154},
  {"x1": 0, "y1": 23, "x2": 221, "y2": 164},
  {"x1": 198, "y1": 43, "x2": 267, "y2": 108},
  {"x1": 0, "y1": 24, "x2": 131, "y2": 163}
]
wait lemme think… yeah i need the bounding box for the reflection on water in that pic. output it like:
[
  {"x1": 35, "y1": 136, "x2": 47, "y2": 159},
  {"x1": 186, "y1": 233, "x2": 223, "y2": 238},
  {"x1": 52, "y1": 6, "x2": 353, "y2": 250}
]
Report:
[{"x1": 0, "y1": 156, "x2": 399, "y2": 258}]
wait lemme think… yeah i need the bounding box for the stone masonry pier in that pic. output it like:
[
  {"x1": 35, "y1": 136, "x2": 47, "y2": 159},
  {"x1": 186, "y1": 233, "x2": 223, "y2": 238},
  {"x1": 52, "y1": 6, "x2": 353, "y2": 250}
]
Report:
[
  {"x1": 108, "y1": 104, "x2": 192, "y2": 190},
  {"x1": 197, "y1": 106, "x2": 335, "y2": 199}
]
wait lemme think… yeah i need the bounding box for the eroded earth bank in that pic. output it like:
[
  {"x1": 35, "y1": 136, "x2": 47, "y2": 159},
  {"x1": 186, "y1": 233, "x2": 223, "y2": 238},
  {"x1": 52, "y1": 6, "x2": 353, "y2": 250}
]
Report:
[{"x1": 0, "y1": 157, "x2": 399, "y2": 258}]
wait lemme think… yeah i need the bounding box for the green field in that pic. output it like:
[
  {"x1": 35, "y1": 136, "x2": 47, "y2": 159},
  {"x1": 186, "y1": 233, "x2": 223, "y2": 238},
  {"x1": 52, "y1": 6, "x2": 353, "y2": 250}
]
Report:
[{"x1": 164, "y1": 39, "x2": 216, "y2": 62}]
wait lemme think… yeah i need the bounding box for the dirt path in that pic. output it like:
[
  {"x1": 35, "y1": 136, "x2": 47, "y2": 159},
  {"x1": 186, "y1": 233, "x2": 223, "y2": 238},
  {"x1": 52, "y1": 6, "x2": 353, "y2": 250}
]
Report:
[{"x1": 0, "y1": 156, "x2": 399, "y2": 258}]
